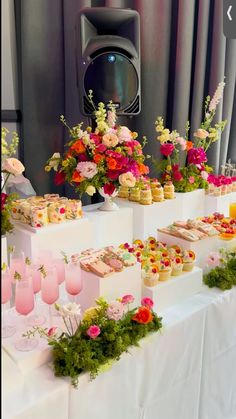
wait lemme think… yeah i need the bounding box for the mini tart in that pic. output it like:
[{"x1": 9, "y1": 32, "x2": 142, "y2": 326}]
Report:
[
  {"x1": 158, "y1": 258, "x2": 172, "y2": 281},
  {"x1": 171, "y1": 256, "x2": 183, "y2": 276},
  {"x1": 133, "y1": 239, "x2": 144, "y2": 247},
  {"x1": 146, "y1": 237, "x2": 157, "y2": 246},
  {"x1": 129, "y1": 187, "x2": 141, "y2": 202},
  {"x1": 140, "y1": 188, "x2": 152, "y2": 205},
  {"x1": 182, "y1": 250, "x2": 195, "y2": 272},
  {"x1": 143, "y1": 264, "x2": 159, "y2": 287}
]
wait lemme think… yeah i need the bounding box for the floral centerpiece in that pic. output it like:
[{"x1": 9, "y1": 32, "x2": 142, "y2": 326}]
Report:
[
  {"x1": 1, "y1": 128, "x2": 25, "y2": 235},
  {"x1": 25, "y1": 296, "x2": 162, "y2": 387},
  {"x1": 204, "y1": 247, "x2": 236, "y2": 290},
  {"x1": 155, "y1": 81, "x2": 227, "y2": 192},
  {"x1": 45, "y1": 91, "x2": 149, "y2": 210}
]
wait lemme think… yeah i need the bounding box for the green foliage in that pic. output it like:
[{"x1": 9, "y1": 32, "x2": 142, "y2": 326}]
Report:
[
  {"x1": 203, "y1": 255, "x2": 236, "y2": 290},
  {"x1": 1, "y1": 193, "x2": 18, "y2": 236}
]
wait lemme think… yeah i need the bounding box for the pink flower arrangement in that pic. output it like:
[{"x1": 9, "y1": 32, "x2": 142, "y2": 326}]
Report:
[
  {"x1": 121, "y1": 295, "x2": 135, "y2": 305},
  {"x1": 187, "y1": 147, "x2": 207, "y2": 165},
  {"x1": 106, "y1": 301, "x2": 125, "y2": 321},
  {"x1": 141, "y1": 297, "x2": 154, "y2": 309},
  {"x1": 87, "y1": 325, "x2": 101, "y2": 339}
]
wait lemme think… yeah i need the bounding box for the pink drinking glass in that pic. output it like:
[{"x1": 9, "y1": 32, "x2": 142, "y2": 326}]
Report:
[
  {"x1": 65, "y1": 262, "x2": 83, "y2": 302},
  {"x1": 9, "y1": 250, "x2": 26, "y2": 283},
  {"x1": 53, "y1": 258, "x2": 65, "y2": 285},
  {"x1": 41, "y1": 267, "x2": 59, "y2": 326},
  {"x1": 1, "y1": 268, "x2": 16, "y2": 338},
  {"x1": 14, "y1": 276, "x2": 38, "y2": 351},
  {"x1": 26, "y1": 264, "x2": 46, "y2": 326},
  {"x1": 37, "y1": 249, "x2": 53, "y2": 269}
]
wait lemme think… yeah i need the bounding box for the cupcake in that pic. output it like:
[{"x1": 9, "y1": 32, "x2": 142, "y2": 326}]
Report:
[
  {"x1": 163, "y1": 181, "x2": 175, "y2": 199},
  {"x1": 182, "y1": 250, "x2": 195, "y2": 272},
  {"x1": 171, "y1": 256, "x2": 183, "y2": 276},
  {"x1": 140, "y1": 185, "x2": 152, "y2": 205},
  {"x1": 118, "y1": 185, "x2": 130, "y2": 199},
  {"x1": 143, "y1": 264, "x2": 159, "y2": 287},
  {"x1": 129, "y1": 187, "x2": 141, "y2": 202},
  {"x1": 157, "y1": 258, "x2": 172, "y2": 281}
]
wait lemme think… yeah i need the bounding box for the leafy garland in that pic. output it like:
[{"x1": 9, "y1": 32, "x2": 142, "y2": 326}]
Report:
[
  {"x1": 25, "y1": 297, "x2": 162, "y2": 387},
  {"x1": 203, "y1": 249, "x2": 236, "y2": 290}
]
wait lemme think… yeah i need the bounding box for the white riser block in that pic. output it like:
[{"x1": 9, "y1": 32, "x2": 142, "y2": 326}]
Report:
[
  {"x1": 78, "y1": 263, "x2": 142, "y2": 312},
  {"x1": 142, "y1": 267, "x2": 204, "y2": 313},
  {"x1": 115, "y1": 198, "x2": 182, "y2": 240},
  {"x1": 204, "y1": 192, "x2": 236, "y2": 217},
  {"x1": 83, "y1": 204, "x2": 133, "y2": 247},
  {"x1": 175, "y1": 190, "x2": 205, "y2": 219},
  {"x1": 6, "y1": 218, "x2": 93, "y2": 259}
]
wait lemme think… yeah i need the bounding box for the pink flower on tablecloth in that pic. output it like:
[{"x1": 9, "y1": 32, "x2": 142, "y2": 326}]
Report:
[
  {"x1": 141, "y1": 297, "x2": 154, "y2": 309},
  {"x1": 207, "y1": 252, "x2": 221, "y2": 267},
  {"x1": 106, "y1": 301, "x2": 125, "y2": 321},
  {"x1": 121, "y1": 294, "x2": 135, "y2": 305},
  {"x1": 87, "y1": 325, "x2": 101, "y2": 339},
  {"x1": 47, "y1": 327, "x2": 57, "y2": 337}
]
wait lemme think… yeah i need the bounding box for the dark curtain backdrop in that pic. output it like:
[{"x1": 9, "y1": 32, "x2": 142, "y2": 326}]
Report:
[{"x1": 15, "y1": 0, "x2": 236, "y2": 197}]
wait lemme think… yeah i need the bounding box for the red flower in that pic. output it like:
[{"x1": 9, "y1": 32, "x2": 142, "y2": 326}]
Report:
[
  {"x1": 54, "y1": 171, "x2": 65, "y2": 185},
  {"x1": 77, "y1": 153, "x2": 88, "y2": 162},
  {"x1": 160, "y1": 143, "x2": 174, "y2": 156},
  {"x1": 90, "y1": 134, "x2": 101, "y2": 145},
  {"x1": 1, "y1": 193, "x2": 8, "y2": 210},
  {"x1": 103, "y1": 182, "x2": 116, "y2": 195},
  {"x1": 107, "y1": 170, "x2": 121, "y2": 180},
  {"x1": 173, "y1": 171, "x2": 183, "y2": 181}
]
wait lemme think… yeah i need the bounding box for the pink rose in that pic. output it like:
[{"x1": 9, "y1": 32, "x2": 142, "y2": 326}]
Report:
[
  {"x1": 3, "y1": 158, "x2": 25, "y2": 176},
  {"x1": 103, "y1": 182, "x2": 116, "y2": 195},
  {"x1": 121, "y1": 294, "x2": 135, "y2": 305},
  {"x1": 160, "y1": 143, "x2": 174, "y2": 156},
  {"x1": 106, "y1": 301, "x2": 125, "y2": 321},
  {"x1": 47, "y1": 326, "x2": 57, "y2": 337},
  {"x1": 207, "y1": 252, "x2": 221, "y2": 267},
  {"x1": 96, "y1": 144, "x2": 107, "y2": 153},
  {"x1": 188, "y1": 176, "x2": 195, "y2": 184},
  {"x1": 87, "y1": 325, "x2": 101, "y2": 339},
  {"x1": 141, "y1": 297, "x2": 154, "y2": 309}
]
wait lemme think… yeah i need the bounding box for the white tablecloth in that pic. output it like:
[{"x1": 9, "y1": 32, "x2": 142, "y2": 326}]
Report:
[{"x1": 2, "y1": 288, "x2": 236, "y2": 419}]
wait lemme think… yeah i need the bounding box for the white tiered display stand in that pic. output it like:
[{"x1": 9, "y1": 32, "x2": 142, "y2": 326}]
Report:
[
  {"x1": 115, "y1": 198, "x2": 182, "y2": 240},
  {"x1": 1, "y1": 236, "x2": 8, "y2": 264},
  {"x1": 78, "y1": 263, "x2": 141, "y2": 312},
  {"x1": 175, "y1": 189, "x2": 205, "y2": 219},
  {"x1": 6, "y1": 218, "x2": 93, "y2": 259},
  {"x1": 204, "y1": 192, "x2": 236, "y2": 216},
  {"x1": 83, "y1": 203, "x2": 133, "y2": 247},
  {"x1": 142, "y1": 267, "x2": 204, "y2": 313}
]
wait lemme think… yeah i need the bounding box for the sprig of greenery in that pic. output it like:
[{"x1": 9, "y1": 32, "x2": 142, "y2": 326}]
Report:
[
  {"x1": 14, "y1": 271, "x2": 22, "y2": 281},
  {"x1": 25, "y1": 257, "x2": 31, "y2": 265},
  {"x1": 60, "y1": 251, "x2": 69, "y2": 264},
  {"x1": 38, "y1": 265, "x2": 47, "y2": 278},
  {"x1": 203, "y1": 254, "x2": 236, "y2": 290}
]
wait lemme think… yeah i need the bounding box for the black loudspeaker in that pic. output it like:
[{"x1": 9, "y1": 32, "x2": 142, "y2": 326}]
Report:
[{"x1": 76, "y1": 7, "x2": 141, "y2": 116}]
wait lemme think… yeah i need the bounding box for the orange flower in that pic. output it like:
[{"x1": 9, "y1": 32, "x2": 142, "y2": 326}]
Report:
[
  {"x1": 138, "y1": 163, "x2": 149, "y2": 175},
  {"x1": 107, "y1": 157, "x2": 117, "y2": 170},
  {"x1": 186, "y1": 141, "x2": 193, "y2": 151},
  {"x1": 70, "y1": 139, "x2": 86, "y2": 154},
  {"x1": 72, "y1": 171, "x2": 84, "y2": 183},
  {"x1": 132, "y1": 306, "x2": 153, "y2": 324},
  {"x1": 94, "y1": 154, "x2": 104, "y2": 164}
]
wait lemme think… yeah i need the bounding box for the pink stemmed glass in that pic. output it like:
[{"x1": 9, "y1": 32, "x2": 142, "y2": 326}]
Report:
[
  {"x1": 65, "y1": 262, "x2": 83, "y2": 302},
  {"x1": 9, "y1": 250, "x2": 26, "y2": 283},
  {"x1": 53, "y1": 258, "x2": 65, "y2": 285},
  {"x1": 41, "y1": 267, "x2": 59, "y2": 326},
  {"x1": 14, "y1": 276, "x2": 38, "y2": 351},
  {"x1": 1, "y1": 268, "x2": 16, "y2": 338},
  {"x1": 37, "y1": 249, "x2": 53, "y2": 269},
  {"x1": 26, "y1": 264, "x2": 46, "y2": 326}
]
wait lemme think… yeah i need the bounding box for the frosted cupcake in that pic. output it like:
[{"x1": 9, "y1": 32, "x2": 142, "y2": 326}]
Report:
[
  {"x1": 157, "y1": 258, "x2": 172, "y2": 281},
  {"x1": 118, "y1": 185, "x2": 130, "y2": 199},
  {"x1": 140, "y1": 185, "x2": 152, "y2": 205},
  {"x1": 163, "y1": 181, "x2": 175, "y2": 199},
  {"x1": 171, "y1": 256, "x2": 183, "y2": 276},
  {"x1": 143, "y1": 264, "x2": 159, "y2": 287},
  {"x1": 182, "y1": 250, "x2": 195, "y2": 272},
  {"x1": 129, "y1": 187, "x2": 141, "y2": 202}
]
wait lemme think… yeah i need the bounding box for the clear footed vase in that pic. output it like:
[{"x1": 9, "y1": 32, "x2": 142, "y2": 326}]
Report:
[{"x1": 98, "y1": 188, "x2": 119, "y2": 211}]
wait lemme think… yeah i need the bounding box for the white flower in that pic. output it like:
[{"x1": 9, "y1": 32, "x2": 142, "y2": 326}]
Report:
[
  {"x1": 49, "y1": 152, "x2": 61, "y2": 171},
  {"x1": 2, "y1": 158, "x2": 25, "y2": 175},
  {"x1": 117, "y1": 126, "x2": 132, "y2": 143},
  {"x1": 86, "y1": 185, "x2": 96, "y2": 196},
  {"x1": 59, "y1": 302, "x2": 81, "y2": 318},
  {"x1": 209, "y1": 82, "x2": 225, "y2": 112},
  {"x1": 119, "y1": 172, "x2": 136, "y2": 188},
  {"x1": 107, "y1": 110, "x2": 116, "y2": 128}
]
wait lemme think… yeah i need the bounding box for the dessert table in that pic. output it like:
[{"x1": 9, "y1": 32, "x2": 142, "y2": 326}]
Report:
[{"x1": 2, "y1": 287, "x2": 236, "y2": 419}]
